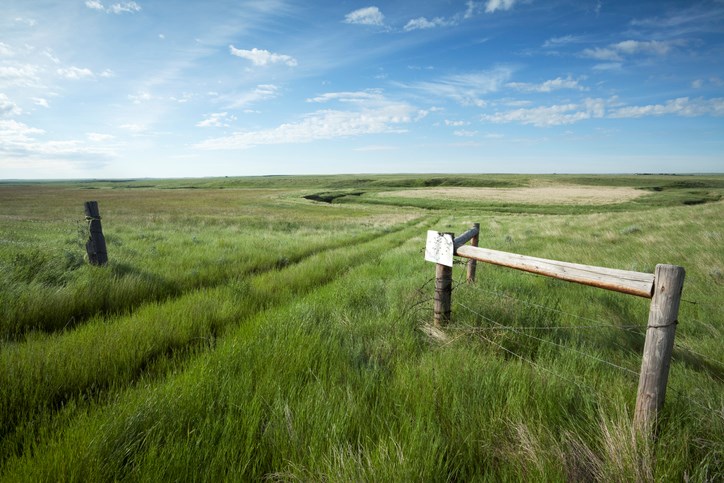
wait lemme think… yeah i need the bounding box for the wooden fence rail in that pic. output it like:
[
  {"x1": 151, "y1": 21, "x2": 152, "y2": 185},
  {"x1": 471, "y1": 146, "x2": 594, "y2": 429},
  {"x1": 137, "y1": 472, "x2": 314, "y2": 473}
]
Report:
[{"x1": 425, "y1": 223, "x2": 684, "y2": 437}]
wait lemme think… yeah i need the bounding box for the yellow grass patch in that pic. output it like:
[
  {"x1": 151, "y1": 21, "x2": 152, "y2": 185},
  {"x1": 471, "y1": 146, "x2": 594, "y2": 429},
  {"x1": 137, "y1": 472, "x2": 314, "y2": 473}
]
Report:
[{"x1": 376, "y1": 185, "x2": 645, "y2": 205}]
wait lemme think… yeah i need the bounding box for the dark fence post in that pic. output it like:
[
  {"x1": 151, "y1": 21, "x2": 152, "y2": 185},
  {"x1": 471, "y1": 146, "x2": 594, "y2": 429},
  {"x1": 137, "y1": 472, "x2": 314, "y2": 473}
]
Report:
[
  {"x1": 84, "y1": 201, "x2": 108, "y2": 266},
  {"x1": 433, "y1": 232, "x2": 454, "y2": 327}
]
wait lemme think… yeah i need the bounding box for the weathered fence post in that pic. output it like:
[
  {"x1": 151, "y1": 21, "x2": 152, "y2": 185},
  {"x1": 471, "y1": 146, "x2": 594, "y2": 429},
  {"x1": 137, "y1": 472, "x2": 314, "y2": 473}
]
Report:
[
  {"x1": 466, "y1": 223, "x2": 480, "y2": 283},
  {"x1": 434, "y1": 232, "x2": 454, "y2": 327},
  {"x1": 634, "y1": 264, "x2": 685, "y2": 432},
  {"x1": 84, "y1": 201, "x2": 108, "y2": 266}
]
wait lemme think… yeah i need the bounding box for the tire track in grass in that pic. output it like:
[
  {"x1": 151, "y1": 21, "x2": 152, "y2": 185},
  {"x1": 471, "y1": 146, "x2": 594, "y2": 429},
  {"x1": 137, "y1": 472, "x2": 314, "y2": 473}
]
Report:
[
  {"x1": 0, "y1": 218, "x2": 435, "y2": 464},
  {"x1": 1, "y1": 217, "x2": 422, "y2": 340}
]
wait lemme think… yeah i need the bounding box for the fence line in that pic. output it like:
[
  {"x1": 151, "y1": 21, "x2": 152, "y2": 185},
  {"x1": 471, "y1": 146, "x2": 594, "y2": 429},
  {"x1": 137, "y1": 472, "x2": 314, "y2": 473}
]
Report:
[
  {"x1": 457, "y1": 302, "x2": 641, "y2": 378},
  {"x1": 425, "y1": 223, "x2": 686, "y2": 435},
  {"x1": 456, "y1": 282, "x2": 646, "y2": 335},
  {"x1": 452, "y1": 318, "x2": 619, "y2": 404}
]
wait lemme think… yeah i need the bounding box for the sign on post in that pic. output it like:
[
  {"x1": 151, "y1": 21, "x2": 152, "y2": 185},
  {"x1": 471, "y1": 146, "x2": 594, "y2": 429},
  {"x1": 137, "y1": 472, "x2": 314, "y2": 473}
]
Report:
[{"x1": 425, "y1": 230, "x2": 454, "y2": 267}]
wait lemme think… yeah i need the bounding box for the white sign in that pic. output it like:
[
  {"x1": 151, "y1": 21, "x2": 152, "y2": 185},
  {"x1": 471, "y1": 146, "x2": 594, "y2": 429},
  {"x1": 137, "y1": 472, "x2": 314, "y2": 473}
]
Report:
[{"x1": 424, "y1": 230, "x2": 454, "y2": 267}]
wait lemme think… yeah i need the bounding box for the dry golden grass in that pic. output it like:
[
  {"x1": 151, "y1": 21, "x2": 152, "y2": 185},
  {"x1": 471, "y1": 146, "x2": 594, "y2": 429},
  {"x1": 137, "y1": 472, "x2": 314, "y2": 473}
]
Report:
[{"x1": 376, "y1": 186, "x2": 645, "y2": 205}]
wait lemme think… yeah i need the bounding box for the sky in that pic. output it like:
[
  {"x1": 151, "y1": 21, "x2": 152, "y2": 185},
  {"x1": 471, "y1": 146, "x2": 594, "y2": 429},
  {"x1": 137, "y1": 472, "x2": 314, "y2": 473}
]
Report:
[{"x1": 1, "y1": 0, "x2": 723, "y2": 179}]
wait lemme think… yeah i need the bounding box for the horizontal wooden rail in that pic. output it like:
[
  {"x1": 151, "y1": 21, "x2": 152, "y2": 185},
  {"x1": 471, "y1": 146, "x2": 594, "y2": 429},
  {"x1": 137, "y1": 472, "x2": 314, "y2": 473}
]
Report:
[
  {"x1": 455, "y1": 245, "x2": 655, "y2": 298},
  {"x1": 454, "y1": 226, "x2": 480, "y2": 249}
]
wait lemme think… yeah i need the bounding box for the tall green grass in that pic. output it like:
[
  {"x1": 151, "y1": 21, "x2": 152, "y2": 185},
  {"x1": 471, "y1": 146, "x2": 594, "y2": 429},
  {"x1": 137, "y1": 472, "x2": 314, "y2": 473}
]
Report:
[{"x1": 0, "y1": 176, "x2": 721, "y2": 480}]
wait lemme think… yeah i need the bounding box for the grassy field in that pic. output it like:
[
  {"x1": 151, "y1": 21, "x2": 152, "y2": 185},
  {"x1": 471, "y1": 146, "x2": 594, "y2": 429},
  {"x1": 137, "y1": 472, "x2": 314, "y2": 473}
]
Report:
[{"x1": 0, "y1": 174, "x2": 722, "y2": 481}]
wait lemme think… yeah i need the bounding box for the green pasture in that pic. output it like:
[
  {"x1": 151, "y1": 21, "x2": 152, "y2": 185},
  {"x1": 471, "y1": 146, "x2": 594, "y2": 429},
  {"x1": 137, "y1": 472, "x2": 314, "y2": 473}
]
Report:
[{"x1": 0, "y1": 174, "x2": 722, "y2": 481}]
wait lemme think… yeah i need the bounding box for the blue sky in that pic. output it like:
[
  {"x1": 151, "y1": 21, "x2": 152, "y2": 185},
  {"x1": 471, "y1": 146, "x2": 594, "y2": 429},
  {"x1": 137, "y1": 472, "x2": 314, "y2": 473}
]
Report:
[{"x1": 1, "y1": 0, "x2": 723, "y2": 179}]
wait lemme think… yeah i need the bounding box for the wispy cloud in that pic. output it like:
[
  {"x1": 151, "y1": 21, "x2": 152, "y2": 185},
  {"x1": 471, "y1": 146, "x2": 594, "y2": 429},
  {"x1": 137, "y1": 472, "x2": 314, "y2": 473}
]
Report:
[
  {"x1": 0, "y1": 94, "x2": 22, "y2": 117},
  {"x1": 57, "y1": 66, "x2": 95, "y2": 80},
  {"x1": 0, "y1": 119, "x2": 113, "y2": 166},
  {"x1": 609, "y1": 97, "x2": 724, "y2": 118},
  {"x1": 85, "y1": 1, "x2": 141, "y2": 14},
  {"x1": 407, "y1": 67, "x2": 513, "y2": 107},
  {"x1": 485, "y1": 0, "x2": 519, "y2": 13},
  {"x1": 404, "y1": 17, "x2": 451, "y2": 31},
  {"x1": 444, "y1": 119, "x2": 468, "y2": 126},
  {"x1": 229, "y1": 46, "x2": 297, "y2": 67},
  {"x1": 542, "y1": 35, "x2": 584, "y2": 48},
  {"x1": 306, "y1": 90, "x2": 383, "y2": 103},
  {"x1": 343, "y1": 6, "x2": 385, "y2": 26},
  {"x1": 223, "y1": 84, "x2": 279, "y2": 109},
  {"x1": 196, "y1": 112, "x2": 236, "y2": 128},
  {"x1": 128, "y1": 91, "x2": 152, "y2": 103},
  {"x1": 506, "y1": 76, "x2": 587, "y2": 93},
  {"x1": 196, "y1": 94, "x2": 421, "y2": 150},
  {"x1": 32, "y1": 97, "x2": 49, "y2": 108},
  {"x1": 0, "y1": 64, "x2": 41, "y2": 87},
  {"x1": 0, "y1": 42, "x2": 14, "y2": 57},
  {"x1": 482, "y1": 98, "x2": 606, "y2": 127},
  {"x1": 86, "y1": 132, "x2": 115, "y2": 142},
  {"x1": 582, "y1": 40, "x2": 675, "y2": 62}
]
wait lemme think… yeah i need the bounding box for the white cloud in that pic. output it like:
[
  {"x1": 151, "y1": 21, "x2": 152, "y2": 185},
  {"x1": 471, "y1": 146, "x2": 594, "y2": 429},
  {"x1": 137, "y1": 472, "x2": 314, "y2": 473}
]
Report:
[
  {"x1": 404, "y1": 17, "x2": 451, "y2": 31},
  {"x1": 128, "y1": 91, "x2": 152, "y2": 103},
  {"x1": 465, "y1": 1, "x2": 482, "y2": 19},
  {"x1": 444, "y1": 119, "x2": 467, "y2": 126},
  {"x1": 14, "y1": 17, "x2": 37, "y2": 27},
  {"x1": 86, "y1": 132, "x2": 115, "y2": 142},
  {"x1": 0, "y1": 42, "x2": 14, "y2": 57},
  {"x1": 506, "y1": 76, "x2": 587, "y2": 93},
  {"x1": 454, "y1": 129, "x2": 478, "y2": 137},
  {"x1": 86, "y1": 1, "x2": 141, "y2": 14},
  {"x1": 119, "y1": 123, "x2": 146, "y2": 133},
  {"x1": 307, "y1": 90, "x2": 383, "y2": 103},
  {"x1": 592, "y1": 62, "x2": 622, "y2": 71},
  {"x1": 225, "y1": 84, "x2": 279, "y2": 109},
  {"x1": 542, "y1": 35, "x2": 583, "y2": 48},
  {"x1": 229, "y1": 46, "x2": 297, "y2": 67},
  {"x1": 344, "y1": 6, "x2": 385, "y2": 26},
  {"x1": 85, "y1": 1, "x2": 104, "y2": 10},
  {"x1": 354, "y1": 144, "x2": 397, "y2": 152},
  {"x1": 195, "y1": 97, "x2": 421, "y2": 150},
  {"x1": 485, "y1": 0, "x2": 519, "y2": 13},
  {"x1": 158, "y1": 34, "x2": 165, "y2": 40},
  {"x1": 0, "y1": 64, "x2": 41, "y2": 87},
  {"x1": 43, "y1": 50, "x2": 61, "y2": 64},
  {"x1": 609, "y1": 97, "x2": 724, "y2": 118},
  {"x1": 0, "y1": 120, "x2": 113, "y2": 165},
  {"x1": 100, "y1": 69, "x2": 115, "y2": 78},
  {"x1": 582, "y1": 40, "x2": 675, "y2": 62},
  {"x1": 408, "y1": 67, "x2": 513, "y2": 107},
  {"x1": 0, "y1": 94, "x2": 22, "y2": 117},
  {"x1": 196, "y1": 112, "x2": 236, "y2": 128},
  {"x1": 57, "y1": 66, "x2": 94, "y2": 80},
  {"x1": 692, "y1": 79, "x2": 703, "y2": 89},
  {"x1": 482, "y1": 98, "x2": 606, "y2": 127},
  {"x1": 32, "y1": 97, "x2": 49, "y2": 108},
  {"x1": 581, "y1": 47, "x2": 622, "y2": 62}
]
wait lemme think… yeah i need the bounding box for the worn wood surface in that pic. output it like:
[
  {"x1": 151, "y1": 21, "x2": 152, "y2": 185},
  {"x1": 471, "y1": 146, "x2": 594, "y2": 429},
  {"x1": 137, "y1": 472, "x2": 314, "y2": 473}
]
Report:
[
  {"x1": 634, "y1": 264, "x2": 685, "y2": 432},
  {"x1": 466, "y1": 223, "x2": 480, "y2": 284},
  {"x1": 84, "y1": 201, "x2": 108, "y2": 266},
  {"x1": 454, "y1": 225, "x2": 480, "y2": 249},
  {"x1": 434, "y1": 263, "x2": 453, "y2": 327},
  {"x1": 455, "y1": 245, "x2": 655, "y2": 297}
]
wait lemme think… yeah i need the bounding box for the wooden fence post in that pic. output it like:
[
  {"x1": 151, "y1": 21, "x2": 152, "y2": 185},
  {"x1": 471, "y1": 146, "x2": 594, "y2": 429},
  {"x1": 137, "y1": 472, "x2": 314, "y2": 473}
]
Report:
[
  {"x1": 84, "y1": 201, "x2": 108, "y2": 266},
  {"x1": 434, "y1": 232, "x2": 454, "y2": 327},
  {"x1": 466, "y1": 223, "x2": 480, "y2": 283},
  {"x1": 634, "y1": 264, "x2": 685, "y2": 432}
]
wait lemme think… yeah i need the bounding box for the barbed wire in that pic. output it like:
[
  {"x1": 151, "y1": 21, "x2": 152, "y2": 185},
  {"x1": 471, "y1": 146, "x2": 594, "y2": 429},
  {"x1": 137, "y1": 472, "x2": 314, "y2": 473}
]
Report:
[
  {"x1": 456, "y1": 322, "x2": 616, "y2": 404},
  {"x1": 457, "y1": 302, "x2": 641, "y2": 378},
  {"x1": 454, "y1": 278, "x2": 646, "y2": 336}
]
